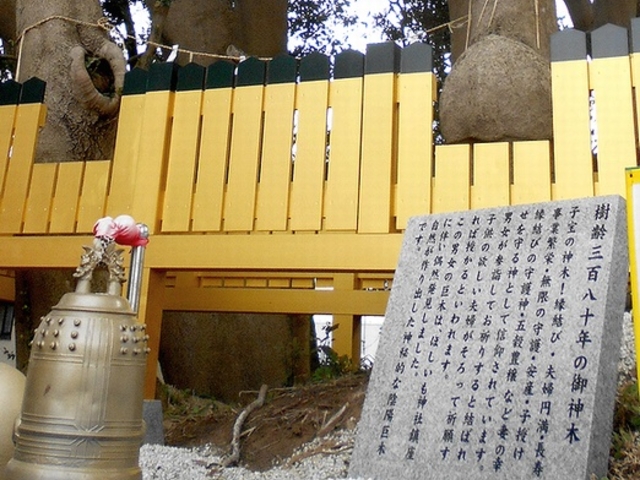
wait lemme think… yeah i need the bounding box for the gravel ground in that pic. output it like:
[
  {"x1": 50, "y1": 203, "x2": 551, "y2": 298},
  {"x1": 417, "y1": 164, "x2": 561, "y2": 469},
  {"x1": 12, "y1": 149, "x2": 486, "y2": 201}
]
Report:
[
  {"x1": 140, "y1": 430, "x2": 365, "y2": 480},
  {"x1": 619, "y1": 312, "x2": 637, "y2": 383},
  {"x1": 141, "y1": 312, "x2": 638, "y2": 480}
]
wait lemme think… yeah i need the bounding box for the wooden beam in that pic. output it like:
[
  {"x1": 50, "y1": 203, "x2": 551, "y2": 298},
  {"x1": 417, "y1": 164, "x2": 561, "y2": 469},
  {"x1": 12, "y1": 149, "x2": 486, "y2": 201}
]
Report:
[
  {"x1": 163, "y1": 285, "x2": 389, "y2": 316},
  {"x1": 0, "y1": 236, "x2": 93, "y2": 268},
  {"x1": 145, "y1": 233, "x2": 404, "y2": 271},
  {"x1": 0, "y1": 233, "x2": 403, "y2": 271}
]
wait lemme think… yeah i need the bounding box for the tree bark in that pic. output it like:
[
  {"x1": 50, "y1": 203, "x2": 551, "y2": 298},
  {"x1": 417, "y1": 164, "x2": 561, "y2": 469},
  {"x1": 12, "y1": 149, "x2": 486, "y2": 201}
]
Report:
[
  {"x1": 236, "y1": 0, "x2": 288, "y2": 57},
  {"x1": 565, "y1": 0, "x2": 638, "y2": 31},
  {"x1": 150, "y1": 0, "x2": 288, "y2": 65},
  {"x1": 138, "y1": 2, "x2": 170, "y2": 69},
  {"x1": 448, "y1": 0, "x2": 557, "y2": 60},
  {"x1": 16, "y1": 0, "x2": 125, "y2": 162},
  {"x1": 592, "y1": 0, "x2": 637, "y2": 29},
  {"x1": 0, "y1": 0, "x2": 16, "y2": 45},
  {"x1": 447, "y1": 0, "x2": 471, "y2": 62}
]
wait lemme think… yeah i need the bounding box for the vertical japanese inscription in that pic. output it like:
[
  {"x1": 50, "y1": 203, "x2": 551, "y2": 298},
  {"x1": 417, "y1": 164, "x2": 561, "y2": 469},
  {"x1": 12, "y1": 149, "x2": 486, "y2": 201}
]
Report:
[{"x1": 350, "y1": 197, "x2": 628, "y2": 480}]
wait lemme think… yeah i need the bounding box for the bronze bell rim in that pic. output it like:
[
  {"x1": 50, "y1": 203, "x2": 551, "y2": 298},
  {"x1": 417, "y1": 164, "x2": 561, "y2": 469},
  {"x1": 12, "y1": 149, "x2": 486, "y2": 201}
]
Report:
[
  {"x1": 52, "y1": 292, "x2": 135, "y2": 316},
  {"x1": 5, "y1": 459, "x2": 142, "y2": 480}
]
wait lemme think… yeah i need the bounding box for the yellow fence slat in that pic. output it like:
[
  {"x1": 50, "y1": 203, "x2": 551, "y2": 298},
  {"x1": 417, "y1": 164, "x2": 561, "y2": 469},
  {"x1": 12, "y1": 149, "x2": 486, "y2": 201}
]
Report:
[
  {"x1": 255, "y1": 82, "x2": 295, "y2": 231},
  {"x1": 512, "y1": 141, "x2": 551, "y2": 205},
  {"x1": 23, "y1": 163, "x2": 57, "y2": 233},
  {"x1": 162, "y1": 90, "x2": 203, "y2": 232},
  {"x1": 590, "y1": 55, "x2": 636, "y2": 196},
  {"x1": 192, "y1": 88, "x2": 233, "y2": 231},
  {"x1": 358, "y1": 73, "x2": 396, "y2": 233},
  {"x1": 324, "y1": 77, "x2": 363, "y2": 231},
  {"x1": 432, "y1": 144, "x2": 470, "y2": 213},
  {"x1": 224, "y1": 85, "x2": 264, "y2": 231},
  {"x1": 49, "y1": 162, "x2": 84, "y2": 233},
  {"x1": 471, "y1": 143, "x2": 510, "y2": 210},
  {"x1": 0, "y1": 104, "x2": 17, "y2": 195},
  {"x1": 107, "y1": 94, "x2": 145, "y2": 216},
  {"x1": 131, "y1": 90, "x2": 174, "y2": 227},
  {"x1": 551, "y1": 60, "x2": 594, "y2": 199},
  {"x1": 395, "y1": 71, "x2": 436, "y2": 227},
  {"x1": 290, "y1": 80, "x2": 329, "y2": 231},
  {"x1": 0, "y1": 103, "x2": 45, "y2": 233},
  {"x1": 76, "y1": 160, "x2": 111, "y2": 232}
]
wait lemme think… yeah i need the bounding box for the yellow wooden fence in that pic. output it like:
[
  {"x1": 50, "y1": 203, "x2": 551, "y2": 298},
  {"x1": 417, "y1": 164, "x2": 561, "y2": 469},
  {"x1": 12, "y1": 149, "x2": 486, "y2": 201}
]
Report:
[{"x1": 0, "y1": 23, "x2": 639, "y2": 397}]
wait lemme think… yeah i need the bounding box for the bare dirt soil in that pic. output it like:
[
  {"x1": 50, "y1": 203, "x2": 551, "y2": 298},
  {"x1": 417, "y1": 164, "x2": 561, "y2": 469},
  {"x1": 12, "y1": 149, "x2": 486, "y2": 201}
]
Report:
[
  {"x1": 161, "y1": 373, "x2": 640, "y2": 478},
  {"x1": 162, "y1": 373, "x2": 369, "y2": 471}
]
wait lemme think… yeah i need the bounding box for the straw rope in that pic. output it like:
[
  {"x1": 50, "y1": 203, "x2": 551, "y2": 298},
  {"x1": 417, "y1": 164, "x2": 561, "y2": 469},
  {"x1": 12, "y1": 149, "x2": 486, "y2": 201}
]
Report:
[
  {"x1": 14, "y1": 14, "x2": 249, "y2": 79},
  {"x1": 463, "y1": 0, "x2": 543, "y2": 53},
  {"x1": 13, "y1": 12, "x2": 471, "y2": 79},
  {"x1": 534, "y1": 0, "x2": 541, "y2": 49},
  {"x1": 465, "y1": 0, "x2": 473, "y2": 50},
  {"x1": 488, "y1": 0, "x2": 500, "y2": 27},
  {"x1": 477, "y1": 0, "x2": 492, "y2": 27},
  {"x1": 428, "y1": 15, "x2": 469, "y2": 35},
  {"x1": 10, "y1": 2, "x2": 549, "y2": 80}
]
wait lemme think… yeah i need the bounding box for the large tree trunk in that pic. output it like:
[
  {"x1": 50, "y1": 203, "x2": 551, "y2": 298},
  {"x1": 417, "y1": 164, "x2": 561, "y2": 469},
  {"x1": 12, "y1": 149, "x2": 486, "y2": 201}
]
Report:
[
  {"x1": 149, "y1": 0, "x2": 287, "y2": 65},
  {"x1": 565, "y1": 0, "x2": 638, "y2": 32},
  {"x1": 160, "y1": 313, "x2": 312, "y2": 403},
  {"x1": 448, "y1": 0, "x2": 471, "y2": 63},
  {"x1": 235, "y1": 0, "x2": 288, "y2": 57},
  {"x1": 16, "y1": 0, "x2": 125, "y2": 162},
  {"x1": 441, "y1": 0, "x2": 557, "y2": 143},
  {"x1": 0, "y1": 0, "x2": 17, "y2": 74},
  {"x1": 0, "y1": 0, "x2": 16, "y2": 45}
]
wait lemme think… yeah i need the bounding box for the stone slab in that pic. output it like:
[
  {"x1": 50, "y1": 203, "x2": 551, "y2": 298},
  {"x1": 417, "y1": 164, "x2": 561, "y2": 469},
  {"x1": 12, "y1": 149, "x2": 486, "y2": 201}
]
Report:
[
  {"x1": 349, "y1": 196, "x2": 629, "y2": 480},
  {"x1": 143, "y1": 399, "x2": 165, "y2": 445}
]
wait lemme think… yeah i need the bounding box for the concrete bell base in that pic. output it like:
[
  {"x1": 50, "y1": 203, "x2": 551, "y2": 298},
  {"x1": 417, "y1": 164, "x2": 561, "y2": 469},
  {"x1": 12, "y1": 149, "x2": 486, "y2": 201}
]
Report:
[
  {"x1": 0, "y1": 364, "x2": 26, "y2": 480},
  {"x1": 142, "y1": 399, "x2": 164, "y2": 445},
  {"x1": 5, "y1": 460, "x2": 141, "y2": 480}
]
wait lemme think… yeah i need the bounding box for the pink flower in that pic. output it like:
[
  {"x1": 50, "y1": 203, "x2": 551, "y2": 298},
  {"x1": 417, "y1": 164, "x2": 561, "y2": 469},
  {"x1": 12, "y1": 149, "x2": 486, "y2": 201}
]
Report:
[{"x1": 93, "y1": 215, "x2": 149, "y2": 247}]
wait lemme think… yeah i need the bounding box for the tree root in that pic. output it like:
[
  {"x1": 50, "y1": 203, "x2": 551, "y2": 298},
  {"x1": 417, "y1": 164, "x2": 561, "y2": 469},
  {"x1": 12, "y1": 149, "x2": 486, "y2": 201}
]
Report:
[
  {"x1": 220, "y1": 383, "x2": 268, "y2": 468},
  {"x1": 284, "y1": 438, "x2": 352, "y2": 467},
  {"x1": 316, "y1": 402, "x2": 349, "y2": 438}
]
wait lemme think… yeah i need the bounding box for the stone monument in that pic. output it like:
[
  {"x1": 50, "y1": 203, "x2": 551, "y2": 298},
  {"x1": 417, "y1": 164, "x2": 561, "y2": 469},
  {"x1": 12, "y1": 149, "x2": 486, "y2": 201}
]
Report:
[{"x1": 349, "y1": 196, "x2": 628, "y2": 480}]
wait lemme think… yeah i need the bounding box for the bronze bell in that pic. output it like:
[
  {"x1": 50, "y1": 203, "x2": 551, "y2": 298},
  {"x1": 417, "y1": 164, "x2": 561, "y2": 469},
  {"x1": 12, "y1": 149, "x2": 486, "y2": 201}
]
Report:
[{"x1": 6, "y1": 229, "x2": 150, "y2": 480}]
